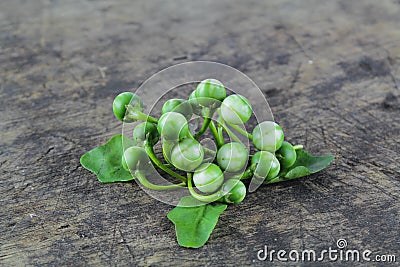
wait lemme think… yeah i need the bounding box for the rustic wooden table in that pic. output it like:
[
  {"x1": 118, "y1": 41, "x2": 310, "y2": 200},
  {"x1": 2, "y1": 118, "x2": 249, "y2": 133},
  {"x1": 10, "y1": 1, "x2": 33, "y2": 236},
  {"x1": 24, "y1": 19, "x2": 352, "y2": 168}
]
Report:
[{"x1": 1, "y1": 1, "x2": 399, "y2": 266}]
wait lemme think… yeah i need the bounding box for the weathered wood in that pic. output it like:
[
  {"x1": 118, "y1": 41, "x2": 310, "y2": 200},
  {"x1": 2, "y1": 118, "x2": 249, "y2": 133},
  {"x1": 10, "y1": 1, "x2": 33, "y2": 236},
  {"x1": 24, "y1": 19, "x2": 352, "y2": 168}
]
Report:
[{"x1": 1, "y1": 0, "x2": 399, "y2": 266}]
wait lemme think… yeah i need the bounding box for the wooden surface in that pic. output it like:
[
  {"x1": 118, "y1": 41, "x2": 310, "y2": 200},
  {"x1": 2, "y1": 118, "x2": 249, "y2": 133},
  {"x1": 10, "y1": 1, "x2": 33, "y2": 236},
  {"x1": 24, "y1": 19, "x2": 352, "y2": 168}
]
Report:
[{"x1": 1, "y1": 1, "x2": 399, "y2": 266}]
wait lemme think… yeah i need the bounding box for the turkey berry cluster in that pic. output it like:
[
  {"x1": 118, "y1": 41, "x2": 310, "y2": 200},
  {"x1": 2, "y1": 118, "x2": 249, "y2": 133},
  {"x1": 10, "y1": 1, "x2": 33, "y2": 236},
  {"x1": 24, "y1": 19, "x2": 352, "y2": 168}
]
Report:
[{"x1": 113, "y1": 79, "x2": 303, "y2": 204}]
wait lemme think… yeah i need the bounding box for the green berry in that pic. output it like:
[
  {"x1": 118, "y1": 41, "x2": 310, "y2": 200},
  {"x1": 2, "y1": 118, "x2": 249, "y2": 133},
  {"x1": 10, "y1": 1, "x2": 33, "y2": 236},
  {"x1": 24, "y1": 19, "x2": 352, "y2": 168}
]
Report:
[
  {"x1": 251, "y1": 151, "x2": 280, "y2": 180},
  {"x1": 277, "y1": 141, "x2": 297, "y2": 168},
  {"x1": 193, "y1": 163, "x2": 224, "y2": 193},
  {"x1": 221, "y1": 179, "x2": 246, "y2": 204},
  {"x1": 188, "y1": 91, "x2": 202, "y2": 115},
  {"x1": 252, "y1": 121, "x2": 284, "y2": 152},
  {"x1": 123, "y1": 146, "x2": 152, "y2": 174},
  {"x1": 217, "y1": 142, "x2": 249, "y2": 172},
  {"x1": 195, "y1": 79, "x2": 226, "y2": 107},
  {"x1": 132, "y1": 122, "x2": 159, "y2": 146},
  {"x1": 162, "y1": 99, "x2": 193, "y2": 120},
  {"x1": 113, "y1": 92, "x2": 144, "y2": 122},
  {"x1": 162, "y1": 139, "x2": 176, "y2": 164},
  {"x1": 170, "y1": 138, "x2": 204, "y2": 171},
  {"x1": 221, "y1": 94, "x2": 252, "y2": 125},
  {"x1": 157, "y1": 112, "x2": 190, "y2": 141}
]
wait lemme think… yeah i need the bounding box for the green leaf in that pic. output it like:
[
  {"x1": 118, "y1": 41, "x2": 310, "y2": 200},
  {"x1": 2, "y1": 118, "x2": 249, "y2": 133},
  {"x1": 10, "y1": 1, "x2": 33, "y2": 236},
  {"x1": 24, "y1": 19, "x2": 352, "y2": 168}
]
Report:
[
  {"x1": 80, "y1": 134, "x2": 136, "y2": 183},
  {"x1": 285, "y1": 149, "x2": 334, "y2": 178},
  {"x1": 284, "y1": 166, "x2": 312, "y2": 179},
  {"x1": 265, "y1": 149, "x2": 334, "y2": 183},
  {"x1": 167, "y1": 202, "x2": 227, "y2": 248}
]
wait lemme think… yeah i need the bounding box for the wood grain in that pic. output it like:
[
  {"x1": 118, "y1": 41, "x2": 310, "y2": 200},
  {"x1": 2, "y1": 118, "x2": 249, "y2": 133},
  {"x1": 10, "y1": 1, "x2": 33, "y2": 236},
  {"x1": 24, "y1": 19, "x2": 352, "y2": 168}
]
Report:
[{"x1": 1, "y1": 0, "x2": 399, "y2": 266}]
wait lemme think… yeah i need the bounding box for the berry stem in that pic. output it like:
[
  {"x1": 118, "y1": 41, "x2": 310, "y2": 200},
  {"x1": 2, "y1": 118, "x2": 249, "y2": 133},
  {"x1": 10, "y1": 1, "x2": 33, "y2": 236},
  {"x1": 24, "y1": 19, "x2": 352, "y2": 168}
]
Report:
[
  {"x1": 144, "y1": 145, "x2": 187, "y2": 184},
  {"x1": 227, "y1": 123, "x2": 253, "y2": 141},
  {"x1": 135, "y1": 171, "x2": 185, "y2": 190},
  {"x1": 209, "y1": 121, "x2": 224, "y2": 148},
  {"x1": 217, "y1": 124, "x2": 224, "y2": 145},
  {"x1": 293, "y1": 144, "x2": 304, "y2": 150},
  {"x1": 194, "y1": 117, "x2": 211, "y2": 139},
  {"x1": 229, "y1": 168, "x2": 254, "y2": 181},
  {"x1": 202, "y1": 157, "x2": 214, "y2": 163},
  {"x1": 203, "y1": 146, "x2": 216, "y2": 156},
  {"x1": 126, "y1": 105, "x2": 159, "y2": 123},
  {"x1": 216, "y1": 119, "x2": 244, "y2": 146}
]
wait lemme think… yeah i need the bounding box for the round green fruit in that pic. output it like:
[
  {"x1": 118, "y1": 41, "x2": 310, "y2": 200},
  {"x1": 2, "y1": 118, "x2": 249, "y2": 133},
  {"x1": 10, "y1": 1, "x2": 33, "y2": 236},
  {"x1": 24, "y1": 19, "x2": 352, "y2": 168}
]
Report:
[
  {"x1": 132, "y1": 122, "x2": 159, "y2": 146},
  {"x1": 252, "y1": 121, "x2": 284, "y2": 152},
  {"x1": 195, "y1": 79, "x2": 226, "y2": 107},
  {"x1": 221, "y1": 179, "x2": 246, "y2": 204},
  {"x1": 157, "y1": 112, "x2": 190, "y2": 141},
  {"x1": 193, "y1": 163, "x2": 224, "y2": 193},
  {"x1": 220, "y1": 94, "x2": 252, "y2": 125},
  {"x1": 170, "y1": 138, "x2": 204, "y2": 172},
  {"x1": 277, "y1": 141, "x2": 297, "y2": 168},
  {"x1": 162, "y1": 99, "x2": 193, "y2": 120},
  {"x1": 251, "y1": 151, "x2": 280, "y2": 180},
  {"x1": 123, "y1": 146, "x2": 152, "y2": 174},
  {"x1": 113, "y1": 92, "x2": 144, "y2": 122},
  {"x1": 217, "y1": 142, "x2": 248, "y2": 172}
]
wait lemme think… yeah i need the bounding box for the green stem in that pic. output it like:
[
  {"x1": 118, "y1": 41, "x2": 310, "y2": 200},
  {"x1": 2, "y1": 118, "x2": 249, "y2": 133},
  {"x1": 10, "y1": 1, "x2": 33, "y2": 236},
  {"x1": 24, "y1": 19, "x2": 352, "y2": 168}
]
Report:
[
  {"x1": 293, "y1": 144, "x2": 304, "y2": 150},
  {"x1": 187, "y1": 173, "x2": 223, "y2": 203},
  {"x1": 216, "y1": 119, "x2": 244, "y2": 146},
  {"x1": 226, "y1": 164, "x2": 256, "y2": 181},
  {"x1": 217, "y1": 124, "x2": 224, "y2": 146},
  {"x1": 144, "y1": 145, "x2": 187, "y2": 184},
  {"x1": 229, "y1": 168, "x2": 254, "y2": 181},
  {"x1": 216, "y1": 108, "x2": 243, "y2": 145},
  {"x1": 126, "y1": 112, "x2": 158, "y2": 124},
  {"x1": 135, "y1": 171, "x2": 185, "y2": 190},
  {"x1": 240, "y1": 168, "x2": 254, "y2": 180},
  {"x1": 209, "y1": 121, "x2": 224, "y2": 149},
  {"x1": 228, "y1": 123, "x2": 253, "y2": 141},
  {"x1": 126, "y1": 105, "x2": 159, "y2": 123},
  {"x1": 193, "y1": 117, "x2": 211, "y2": 139},
  {"x1": 203, "y1": 146, "x2": 216, "y2": 156},
  {"x1": 202, "y1": 157, "x2": 214, "y2": 163}
]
